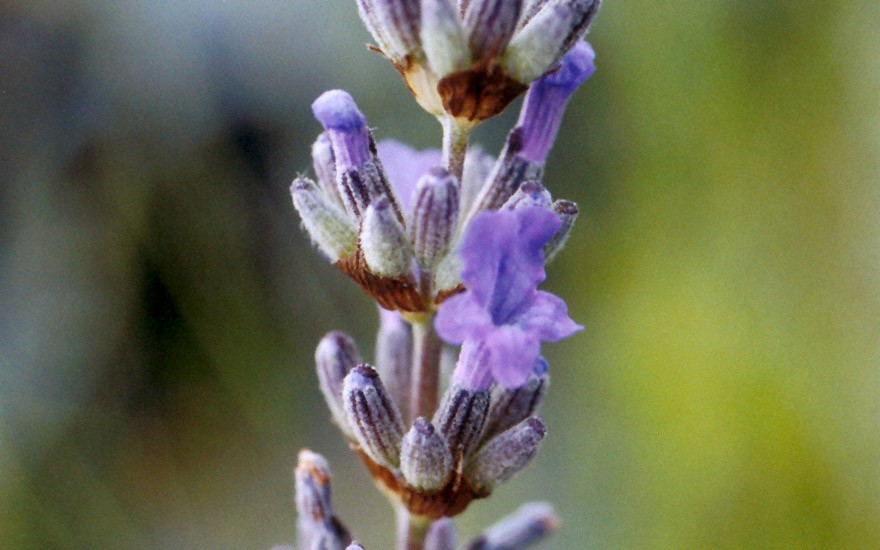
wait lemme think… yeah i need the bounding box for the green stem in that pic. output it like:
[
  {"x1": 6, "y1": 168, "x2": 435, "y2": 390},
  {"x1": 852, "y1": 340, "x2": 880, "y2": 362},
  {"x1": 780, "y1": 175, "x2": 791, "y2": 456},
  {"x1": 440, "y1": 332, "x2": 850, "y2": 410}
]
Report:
[
  {"x1": 396, "y1": 505, "x2": 431, "y2": 550},
  {"x1": 409, "y1": 315, "x2": 442, "y2": 423},
  {"x1": 442, "y1": 115, "x2": 471, "y2": 183}
]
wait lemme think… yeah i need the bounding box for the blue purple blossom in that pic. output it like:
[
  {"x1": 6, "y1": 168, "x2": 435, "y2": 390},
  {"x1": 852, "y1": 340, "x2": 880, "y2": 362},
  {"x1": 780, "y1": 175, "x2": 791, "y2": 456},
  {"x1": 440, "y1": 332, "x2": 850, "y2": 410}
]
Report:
[{"x1": 435, "y1": 207, "x2": 583, "y2": 389}]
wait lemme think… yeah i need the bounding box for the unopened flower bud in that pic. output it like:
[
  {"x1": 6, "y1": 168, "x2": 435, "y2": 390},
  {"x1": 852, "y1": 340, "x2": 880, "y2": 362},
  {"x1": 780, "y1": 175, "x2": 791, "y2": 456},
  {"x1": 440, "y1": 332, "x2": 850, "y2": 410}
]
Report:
[
  {"x1": 464, "y1": 502, "x2": 559, "y2": 550},
  {"x1": 291, "y1": 178, "x2": 358, "y2": 262},
  {"x1": 465, "y1": 417, "x2": 545, "y2": 495},
  {"x1": 421, "y1": 0, "x2": 470, "y2": 77},
  {"x1": 356, "y1": 0, "x2": 421, "y2": 63},
  {"x1": 361, "y1": 197, "x2": 413, "y2": 277},
  {"x1": 312, "y1": 133, "x2": 342, "y2": 207},
  {"x1": 460, "y1": 145, "x2": 496, "y2": 215},
  {"x1": 410, "y1": 167, "x2": 460, "y2": 272},
  {"x1": 504, "y1": 0, "x2": 601, "y2": 83},
  {"x1": 425, "y1": 518, "x2": 457, "y2": 550},
  {"x1": 316, "y1": 331, "x2": 362, "y2": 438},
  {"x1": 375, "y1": 308, "x2": 413, "y2": 419},
  {"x1": 400, "y1": 417, "x2": 453, "y2": 491},
  {"x1": 295, "y1": 450, "x2": 352, "y2": 550},
  {"x1": 484, "y1": 357, "x2": 548, "y2": 440},
  {"x1": 471, "y1": 127, "x2": 542, "y2": 213},
  {"x1": 544, "y1": 199, "x2": 578, "y2": 262},
  {"x1": 343, "y1": 365, "x2": 405, "y2": 468},
  {"x1": 433, "y1": 384, "x2": 490, "y2": 461},
  {"x1": 501, "y1": 180, "x2": 552, "y2": 211},
  {"x1": 346, "y1": 543, "x2": 366, "y2": 550},
  {"x1": 463, "y1": 0, "x2": 524, "y2": 59},
  {"x1": 312, "y1": 90, "x2": 402, "y2": 221}
]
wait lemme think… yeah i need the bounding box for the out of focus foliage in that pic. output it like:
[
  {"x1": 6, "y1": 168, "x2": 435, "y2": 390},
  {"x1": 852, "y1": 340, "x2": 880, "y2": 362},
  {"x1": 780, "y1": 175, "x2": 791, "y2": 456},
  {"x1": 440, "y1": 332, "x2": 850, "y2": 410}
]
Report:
[{"x1": 1, "y1": 1, "x2": 877, "y2": 548}]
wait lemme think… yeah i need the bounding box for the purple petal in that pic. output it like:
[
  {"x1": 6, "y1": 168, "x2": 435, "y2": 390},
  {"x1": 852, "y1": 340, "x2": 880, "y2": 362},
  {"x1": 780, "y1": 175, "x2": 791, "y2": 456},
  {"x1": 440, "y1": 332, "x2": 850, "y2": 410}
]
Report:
[
  {"x1": 485, "y1": 326, "x2": 540, "y2": 389},
  {"x1": 435, "y1": 293, "x2": 492, "y2": 344},
  {"x1": 517, "y1": 40, "x2": 595, "y2": 163},
  {"x1": 377, "y1": 140, "x2": 442, "y2": 212},
  {"x1": 465, "y1": 207, "x2": 560, "y2": 323},
  {"x1": 312, "y1": 90, "x2": 372, "y2": 169},
  {"x1": 519, "y1": 291, "x2": 583, "y2": 341}
]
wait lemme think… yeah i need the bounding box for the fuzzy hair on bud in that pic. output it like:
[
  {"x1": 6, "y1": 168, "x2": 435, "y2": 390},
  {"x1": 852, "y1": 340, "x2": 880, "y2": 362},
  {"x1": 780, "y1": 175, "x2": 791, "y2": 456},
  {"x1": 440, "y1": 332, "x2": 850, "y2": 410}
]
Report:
[
  {"x1": 316, "y1": 331, "x2": 363, "y2": 438},
  {"x1": 361, "y1": 197, "x2": 413, "y2": 277},
  {"x1": 400, "y1": 417, "x2": 453, "y2": 491},
  {"x1": 291, "y1": 178, "x2": 358, "y2": 262},
  {"x1": 343, "y1": 365, "x2": 405, "y2": 468},
  {"x1": 465, "y1": 417, "x2": 546, "y2": 494}
]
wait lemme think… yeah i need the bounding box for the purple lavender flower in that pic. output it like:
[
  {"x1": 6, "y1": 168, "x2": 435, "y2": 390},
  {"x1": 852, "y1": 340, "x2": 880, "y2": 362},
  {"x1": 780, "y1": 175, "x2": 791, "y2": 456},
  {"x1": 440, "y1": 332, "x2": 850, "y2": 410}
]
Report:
[
  {"x1": 517, "y1": 40, "x2": 596, "y2": 164},
  {"x1": 435, "y1": 207, "x2": 582, "y2": 389}
]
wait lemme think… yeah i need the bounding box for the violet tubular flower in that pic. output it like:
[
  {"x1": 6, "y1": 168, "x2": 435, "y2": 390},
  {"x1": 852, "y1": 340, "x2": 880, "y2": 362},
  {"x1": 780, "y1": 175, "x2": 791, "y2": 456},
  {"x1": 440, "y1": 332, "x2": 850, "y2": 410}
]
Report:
[{"x1": 435, "y1": 206, "x2": 583, "y2": 389}]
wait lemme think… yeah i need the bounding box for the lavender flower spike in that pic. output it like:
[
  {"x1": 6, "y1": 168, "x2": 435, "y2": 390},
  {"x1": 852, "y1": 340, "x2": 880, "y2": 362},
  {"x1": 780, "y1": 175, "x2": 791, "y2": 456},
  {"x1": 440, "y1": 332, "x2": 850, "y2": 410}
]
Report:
[{"x1": 435, "y1": 206, "x2": 582, "y2": 389}]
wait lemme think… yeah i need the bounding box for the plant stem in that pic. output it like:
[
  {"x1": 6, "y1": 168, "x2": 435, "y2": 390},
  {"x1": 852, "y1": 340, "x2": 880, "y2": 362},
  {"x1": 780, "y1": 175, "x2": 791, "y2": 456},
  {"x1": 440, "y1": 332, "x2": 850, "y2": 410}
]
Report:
[
  {"x1": 397, "y1": 505, "x2": 430, "y2": 550},
  {"x1": 442, "y1": 115, "x2": 471, "y2": 183},
  {"x1": 409, "y1": 315, "x2": 442, "y2": 423}
]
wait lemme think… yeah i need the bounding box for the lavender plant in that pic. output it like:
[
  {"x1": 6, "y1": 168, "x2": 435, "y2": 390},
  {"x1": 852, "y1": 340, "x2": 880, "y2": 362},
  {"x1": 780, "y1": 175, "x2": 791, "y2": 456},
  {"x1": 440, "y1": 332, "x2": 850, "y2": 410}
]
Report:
[{"x1": 288, "y1": 1, "x2": 600, "y2": 548}]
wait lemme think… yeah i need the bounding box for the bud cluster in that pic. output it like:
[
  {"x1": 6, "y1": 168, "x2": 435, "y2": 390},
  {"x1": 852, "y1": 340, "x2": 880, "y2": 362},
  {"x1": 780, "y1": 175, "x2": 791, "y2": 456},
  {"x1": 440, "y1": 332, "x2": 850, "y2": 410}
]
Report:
[
  {"x1": 314, "y1": 330, "x2": 550, "y2": 519},
  {"x1": 356, "y1": 0, "x2": 601, "y2": 123},
  {"x1": 292, "y1": 41, "x2": 594, "y2": 314}
]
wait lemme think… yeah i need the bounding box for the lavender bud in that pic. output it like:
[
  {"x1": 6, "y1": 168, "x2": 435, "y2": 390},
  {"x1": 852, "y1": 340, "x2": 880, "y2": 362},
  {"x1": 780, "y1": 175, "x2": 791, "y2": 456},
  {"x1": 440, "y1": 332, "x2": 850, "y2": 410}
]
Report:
[
  {"x1": 291, "y1": 178, "x2": 358, "y2": 262},
  {"x1": 501, "y1": 180, "x2": 552, "y2": 211},
  {"x1": 295, "y1": 450, "x2": 352, "y2": 550},
  {"x1": 343, "y1": 365, "x2": 405, "y2": 468},
  {"x1": 463, "y1": 0, "x2": 524, "y2": 59},
  {"x1": 471, "y1": 127, "x2": 543, "y2": 213},
  {"x1": 464, "y1": 502, "x2": 559, "y2": 550},
  {"x1": 356, "y1": 0, "x2": 421, "y2": 62},
  {"x1": 544, "y1": 199, "x2": 578, "y2": 262},
  {"x1": 516, "y1": 40, "x2": 595, "y2": 164},
  {"x1": 312, "y1": 90, "x2": 402, "y2": 221},
  {"x1": 316, "y1": 331, "x2": 362, "y2": 438},
  {"x1": 312, "y1": 90, "x2": 372, "y2": 170},
  {"x1": 312, "y1": 133, "x2": 343, "y2": 207},
  {"x1": 504, "y1": 0, "x2": 601, "y2": 83},
  {"x1": 517, "y1": 0, "x2": 551, "y2": 30},
  {"x1": 433, "y1": 384, "x2": 490, "y2": 461},
  {"x1": 400, "y1": 417, "x2": 453, "y2": 491},
  {"x1": 421, "y1": 0, "x2": 470, "y2": 77},
  {"x1": 361, "y1": 197, "x2": 413, "y2": 277},
  {"x1": 465, "y1": 417, "x2": 545, "y2": 494},
  {"x1": 410, "y1": 167, "x2": 460, "y2": 272},
  {"x1": 375, "y1": 308, "x2": 413, "y2": 419},
  {"x1": 425, "y1": 518, "x2": 457, "y2": 550},
  {"x1": 484, "y1": 357, "x2": 548, "y2": 440},
  {"x1": 460, "y1": 144, "x2": 496, "y2": 215}
]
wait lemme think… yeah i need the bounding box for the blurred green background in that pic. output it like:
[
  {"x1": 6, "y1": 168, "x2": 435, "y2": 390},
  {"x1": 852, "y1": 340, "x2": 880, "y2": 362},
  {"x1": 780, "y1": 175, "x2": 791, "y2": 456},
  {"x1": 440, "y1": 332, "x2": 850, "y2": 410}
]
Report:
[{"x1": 1, "y1": 0, "x2": 878, "y2": 548}]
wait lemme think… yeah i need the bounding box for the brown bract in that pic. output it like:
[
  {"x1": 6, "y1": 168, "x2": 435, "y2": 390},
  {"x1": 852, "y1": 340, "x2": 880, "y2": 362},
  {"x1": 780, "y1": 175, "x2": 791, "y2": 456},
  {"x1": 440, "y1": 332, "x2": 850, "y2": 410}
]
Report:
[
  {"x1": 437, "y1": 64, "x2": 527, "y2": 123},
  {"x1": 382, "y1": 50, "x2": 528, "y2": 124},
  {"x1": 336, "y1": 248, "x2": 425, "y2": 312},
  {"x1": 335, "y1": 246, "x2": 465, "y2": 313},
  {"x1": 356, "y1": 448, "x2": 487, "y2": 520}
]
